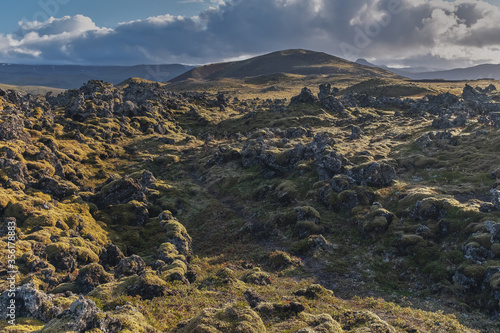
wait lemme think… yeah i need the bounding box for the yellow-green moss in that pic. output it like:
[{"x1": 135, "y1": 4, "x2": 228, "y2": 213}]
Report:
[{"x1": 0, "y1": 318, "x2": 45, "y2": 333}]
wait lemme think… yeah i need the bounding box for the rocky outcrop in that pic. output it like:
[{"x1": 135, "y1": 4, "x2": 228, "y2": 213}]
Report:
[
  {"x1": 0, "y1": 115, "x2": 30, "y2": 142},
  {"x1": 0, "y1": 284, "x2": 63, "y2": 322},
  {"x1": 291, "y1": 87, "x2": 318, "y2": 105},
  {"x1": 114, "y1": 255, "x2": 146, "y2": 278},
  {"x1": 41, "y1": 296, "x2": 123, "y2": 333},
  {"x1": 348, "y1": 162, "x2": 395, "y2": 187},
  {"x1": 91, "y1": 177, "x2": 146, "y2": 209},
  {"x1": 76, "y1": 263, "x2": 114, "y2": 294}
]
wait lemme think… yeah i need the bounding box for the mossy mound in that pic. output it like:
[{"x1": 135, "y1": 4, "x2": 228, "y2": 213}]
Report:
[{"x1": 172, "y1": 305, "x2": 266, "y2": 333}]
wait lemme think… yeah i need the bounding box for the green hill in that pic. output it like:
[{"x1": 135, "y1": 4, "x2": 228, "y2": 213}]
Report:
[
  {"x1": 0, "y1": 83, "x2": 65, "y2": 95},
  {"x1": 170, "y1": 49, "x2": 402, "y2": 82}
]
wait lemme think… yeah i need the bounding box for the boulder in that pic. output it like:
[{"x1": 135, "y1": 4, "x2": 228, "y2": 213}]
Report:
[
  {"x1": 41, "y1": 296, "x2": 123, "y2": 333},
  {"x1": 0, "y1": 284, "x2": 63, "y2": 322},
  {"x1": 297, "y1": 313, "x2": 344, "y2": 333},
  {"x1": 350, "y1": 126, "x2": 363, "y2": 140},
  {"x1": 348, "y1": 162, "x2": 395, "y2": 187},
  {"x1": 244, "y1": 289, "x2": 266, "y2": 308},
  {"x1": 294, "y1": 284, "x2": 334, "y2": 299},
  {"x1": 114, "y1": 255, "x2": 146, "y2": 278},
  {"x1": 91, "y1": 177, "x2": 146, "y2": 209},
  {"x1": 99, "y1": 242, "x2": 125, "y2": 269},
  {"x1": 76, "y1": 263, "x2": 114, "y2": 294},
  {"x1": 291, "y1": 87, "x2": 318, "y2": 105},
  {"x1": 241, "y1": 268, "x2": 272, "y2": 285},
  {"x1": 127, "y1": 270, "x2": 174, "y2": 300},
  {"x1": 161, "y1": 219, "x2": 193, "y2": 261},
  {"x1": 0, "y1": 115, "x2": 30, "y2": 142},
  {"x1": 34, "y1": 177, "x2": 79, "y2": 200}
]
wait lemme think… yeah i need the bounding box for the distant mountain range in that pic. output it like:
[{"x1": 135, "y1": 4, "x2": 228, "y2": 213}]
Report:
[
  {"x1": 170, "y1": 49, "x2": 401, "y2": 82},
  {"x1": 356, "y1": 58, "x2": 500, "y2": 81},
  {"x1": 1, "y1": 50, "x2": 499, "y2": 91},
  {"x1": 0, "y1": 63, "x2": 193, "y2": 89}
]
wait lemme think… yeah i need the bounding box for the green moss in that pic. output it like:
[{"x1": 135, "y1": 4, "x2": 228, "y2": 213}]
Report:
[
  {"x1": 295, "y1": 206, "x2": 321, "y2": 220},
  {"x1": 112, "y1": 304, "x2": 158, "y2": 333},
  {"x1": 362, "y1": 216, "x2": 388, "y2": 233},
  {"x1": 88, "y1": 276, "x2": 138, "y2": 302},
  {"x1": 160, "y1": 260, "x2": 188, "y2": 280},
  {"x1": 163, "y1": 220, "x2": 188, "y2": 241},
  {"x1": 399, "y1": 234, "x2": 425, "y2": 248},
  {"x1": 45, "y1": 242, "x2": 71, "y2": 258},
  {"x1": 0, "y1": 318, "x2": 45, "y2": 332},
  {"x1": 23, "y1": 229, "x2": 54, "y2": 244},
  {"x1": 99, "y1": 200, "x2": 149, "y2": 227},
  {"x1": 171, "y1": 306, "x2": 266, "y2": 333},
  {"x1": 469, "y1": 233, "x2": 492, "y2": 249},
  {"x1": 26, "y1": 161, "x2": 56, "y2": 176},
  {"x1": 0, "y1": 169, "x2": 8, "y2": 182},
  {"x1": 157, "y1": 242, "x2": 187, "y2": 265},
  {"x1": 5, "y1": 201, "x2": 34, "y2": 223},
  {"x1": 491, "y1": 244, "x2": 500, "y2": 258},
  {"x1": 296, "y1": 220, "x2": 323, "y2": 235},
  {"x1": 489, "y1": 272, "x2": 500, "y2": 290},
  {"x1": 50, "y1": 282, "x2": 78, "y2": 294},
  {"x1": 241, "y1": 267, "x2": 272, "y2": 285},
  {"x1": 267, "y1": 251, "x2": 300, "y2": 270},
  {"x1": 463, "y1": 265, "x2": 488, "y2": 280},
  {"x1": 275, "y1": 180, "x2": 299, "y2": 203}
]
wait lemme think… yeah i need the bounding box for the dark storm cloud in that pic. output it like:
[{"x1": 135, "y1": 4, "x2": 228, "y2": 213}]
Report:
[{"x1": 0, "y1": 0, "x2": 499, "y2": 68}]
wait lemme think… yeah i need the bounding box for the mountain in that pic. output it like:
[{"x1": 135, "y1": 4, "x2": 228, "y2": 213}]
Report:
[
  {"x1": 355, "y1": 58, "x2": 378, "y2": 68},
  {"x1": 170, "y1": 49, "x2": 402, "y2": 82},
  {"x1": 406, "y1": 63, "x2": 500, "y2": 81},
  {"x1": 355, "y1": 58, "x2": 500, "y2": 81},
  {"x1": 0, "y1": 63, "x2": 193, "y2": 89}
]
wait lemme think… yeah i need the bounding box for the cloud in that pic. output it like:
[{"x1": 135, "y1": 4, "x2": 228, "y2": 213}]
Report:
[{"x1": 0, "y1": 0, "x2": 499, "y2": 69}]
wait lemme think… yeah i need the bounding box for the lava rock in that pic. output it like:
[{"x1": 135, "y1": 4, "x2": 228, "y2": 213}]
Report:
[
  {"x1": 76, "y1": 263, "x2": 114, "y2": 294},
  {"x1": 244, "y1": 289, "x2": 266, "y2": 308},
  {"x1": 0, "y1": 284, "x2": 63, "y2": 322},
  {"x1": 114, "y1": 255, "x2": 146, "y2": 278},
  {"x1": 91, "y1": 177, "x2": 146, "y2": 209},
  {"x1": 99, "y1": 242, "x2": 125, "y2": 269},
  {"x1": 290, "y1": 87, "x2": 318, "y2": 105}
]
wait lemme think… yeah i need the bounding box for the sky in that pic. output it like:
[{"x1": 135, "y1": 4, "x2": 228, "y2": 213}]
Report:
[{"x1": 0, "y1": 0, "x2": 500, "y2": 70}]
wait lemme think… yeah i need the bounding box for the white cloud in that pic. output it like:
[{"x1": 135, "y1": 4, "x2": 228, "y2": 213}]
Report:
[{"x1": 0, "y1": 0, "x2": 499, "y2": 68}]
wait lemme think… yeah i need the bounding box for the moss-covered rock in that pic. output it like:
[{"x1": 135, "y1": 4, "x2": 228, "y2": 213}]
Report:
[
  {"x1": 297, "y1": 312, "x2": 344, "y2": 333},
  {"x1": 112, "y1": 303, "x2": 158, "y2": 332},
  {"x1": 157, "y1": 242, "x2": 186, "y2": 264},
  {"x1": 114, "y1": 255, "x2": 146, "y2": 278},
  {"x1": 275, "y1": 180, "x2": 298, "y2": 205},
  {"x1": 0, "y1": 284, "x2": 64, "y2": 323},
  {"x1": 39, "y1": 296, "x2": 123, "y2": 333},
  {"x1": 161, "y1": 219, "x2": 193, "y2": 261},
  {"x1": 99, "y1": 200, "x2": 150, "y2": 227},
  {"x1": 159, "y1": 259, "x2": 189, "y2": 284},
  {"x1": 127, "y1": 270, "x2": 174, "y2": 300},
  {"x1": 75, "y1": 263, "x2": 114, "y2": 294},
  {"x1": 200, "y1": 267, "x2": 246, "y2": 290},
  {"x1": 335, "y1": 310, "x2": 396, "y2": 332},
  {"x1": 241, "y1": 268, "x2": 272, "y2": 286},
  {"x1": 172, "y1": 305, "x2": 266, "y2": 333},
  {"x1": 266, "y1": 250, "x2": 300, "y2": 271},
  {"x1": 294, "y1": 284, "x2": 334, "y2": 299}
]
